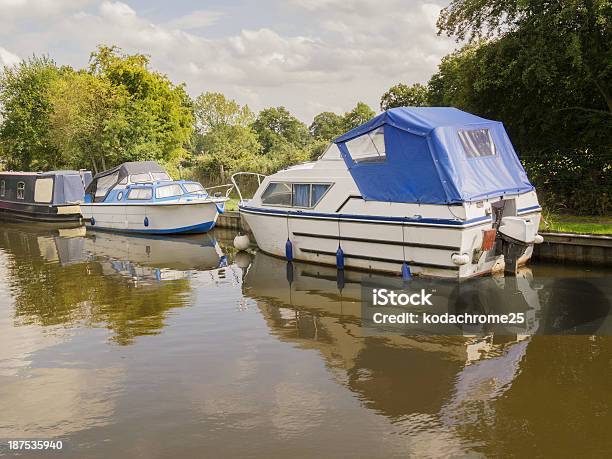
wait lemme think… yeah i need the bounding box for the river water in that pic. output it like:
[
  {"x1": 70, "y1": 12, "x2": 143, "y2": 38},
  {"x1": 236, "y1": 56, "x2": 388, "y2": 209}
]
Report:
[{"x1": 0, "y1": 223, "x2": 610, "y2": 458}]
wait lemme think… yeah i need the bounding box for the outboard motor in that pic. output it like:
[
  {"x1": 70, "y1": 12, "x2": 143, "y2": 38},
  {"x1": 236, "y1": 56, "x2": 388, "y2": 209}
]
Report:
[{"x1": 498, "y1": 216, "x2": 542, "y2": 275}]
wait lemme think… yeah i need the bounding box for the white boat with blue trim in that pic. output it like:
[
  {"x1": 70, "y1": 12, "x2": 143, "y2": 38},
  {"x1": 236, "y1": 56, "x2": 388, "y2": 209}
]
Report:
[
  {"x1": 235, "y1": 107, "x2": 543, "y2": 279},
  {"x1": 81, "y1": 161, "x2": 229, "y2": 234}
]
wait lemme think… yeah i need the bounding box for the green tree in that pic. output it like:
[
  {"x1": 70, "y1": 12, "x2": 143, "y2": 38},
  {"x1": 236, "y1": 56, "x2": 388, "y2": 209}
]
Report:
[
  {"x1": 309, "y1": 111, "x2": 344, "y2": 140},
  {"x1": 380, "y1": 83, "x2": 430, "y2": 110},
  {"x1": 191, "y1": 92, "x2": 261, "y2": 182},
  {"x1": 48, "y1": 70, "x2": 125, "y2": 173},
  {"x1": 88, "y1": 45, "x2": 194, "y2": 168},
  {"x1": 432, "y1": 0, "x2": 612, "y2": 215},
  {"x1": 0, "y1": 56, "x2": 65, "y2": 170},
  {"x1": 193, "y1": 92, "x2": 254, "y2": 133},
  {"x1": 252, "y1": 106, "x2": 310, "y2": 155},
  {"x1": 342, "y1": 102, "x2": 376, "y2": 131}
]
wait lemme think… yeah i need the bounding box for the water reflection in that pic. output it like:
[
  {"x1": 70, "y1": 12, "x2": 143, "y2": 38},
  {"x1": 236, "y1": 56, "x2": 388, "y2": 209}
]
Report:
[
  {"x1": 0, "y1": 223, "x2": 226, "y2": 344},
  {"x1": 0, "y1": 224, "x2": 610, "y2": 456},
  {"x1": 241, "y1": 253, "x2": 612, "y2": 456},
  {"x1": 242, "y1": 253, "x2": 533, "y2": 416}
]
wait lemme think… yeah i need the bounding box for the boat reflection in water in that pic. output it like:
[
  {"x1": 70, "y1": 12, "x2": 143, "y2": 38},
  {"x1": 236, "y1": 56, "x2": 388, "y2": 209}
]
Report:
[
  {"x1": 240, "y1": 251, "x2": 611, "y2": 454},
  {"x1": 242, "y1": 253, "x2": 534, "y2": 414},
  {"x1": 0, "y1": 223, "x2": 227, "y2": 344},
  {"x1": 82, "y1": 231, "x2": 227, "y2": 284}
]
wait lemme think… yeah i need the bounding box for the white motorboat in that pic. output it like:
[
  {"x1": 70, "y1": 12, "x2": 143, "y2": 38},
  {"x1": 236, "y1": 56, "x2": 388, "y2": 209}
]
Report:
[
  {"x1": 234, "y1": 107, "x2": 543, "y2": 278},
  {"x1": 81, "y1": 161, "x2": 230, "y2": 234}
]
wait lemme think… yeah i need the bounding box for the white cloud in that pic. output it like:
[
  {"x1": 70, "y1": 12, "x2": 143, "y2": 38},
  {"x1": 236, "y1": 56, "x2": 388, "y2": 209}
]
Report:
[
  {"x1": 0, "y1": 46, "x2": 20, "y2": 67},
  {"x1": 167, "y1": 10, "x2": 223, "y2": 30},
  {"x1": 0, "y1": 0, "x2": 457, "y2": 121},
  {"x1": 0, "y1": 0, "x2": 92, "y2": 18}
]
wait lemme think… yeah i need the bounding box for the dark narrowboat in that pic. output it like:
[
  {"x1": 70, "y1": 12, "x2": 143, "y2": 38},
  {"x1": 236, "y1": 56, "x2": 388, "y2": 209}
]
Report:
[{"x1": 0, "y1": 170, "x2": 91, "y2": 222}]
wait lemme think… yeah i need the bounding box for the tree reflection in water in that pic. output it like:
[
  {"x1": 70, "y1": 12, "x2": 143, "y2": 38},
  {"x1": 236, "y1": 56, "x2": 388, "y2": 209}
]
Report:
[{"x1": 0, "y1": 224, "x2": 224, "y2": 345}]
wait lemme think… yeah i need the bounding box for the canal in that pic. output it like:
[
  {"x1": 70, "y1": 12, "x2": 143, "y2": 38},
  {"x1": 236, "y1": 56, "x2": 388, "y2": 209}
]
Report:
[{"x1": 0, "y1": 223, "x2": 611, "y2": 457}]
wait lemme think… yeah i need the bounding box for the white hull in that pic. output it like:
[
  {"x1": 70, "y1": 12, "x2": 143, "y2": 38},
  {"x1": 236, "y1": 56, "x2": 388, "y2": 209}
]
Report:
[
  {"x1": 81, "y1": 200, "x2": 221, "y2": 234},
  {"x1": 241, "y1": 201, "x2": 541, "y2": 279}
]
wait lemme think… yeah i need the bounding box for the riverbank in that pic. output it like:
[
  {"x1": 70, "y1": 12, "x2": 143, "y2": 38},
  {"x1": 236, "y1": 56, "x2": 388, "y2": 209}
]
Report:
[{"x1": 539, "y1": 213, "x2": 612, "y2": 236}]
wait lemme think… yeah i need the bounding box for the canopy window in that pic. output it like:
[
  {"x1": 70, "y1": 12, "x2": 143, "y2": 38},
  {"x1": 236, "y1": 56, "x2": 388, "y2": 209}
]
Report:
[
  {"x1": 345, "y1": 127, "x2": 386, "y2": 163},
  {"x1": 458, "y1": 128, "x2": 496, "y2": 158}
]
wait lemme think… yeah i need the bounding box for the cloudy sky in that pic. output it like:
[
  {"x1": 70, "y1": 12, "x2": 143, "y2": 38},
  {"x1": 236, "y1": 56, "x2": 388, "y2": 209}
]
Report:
[{"x1": 0, "y1": 0, "x2": 457, "y2": 122}]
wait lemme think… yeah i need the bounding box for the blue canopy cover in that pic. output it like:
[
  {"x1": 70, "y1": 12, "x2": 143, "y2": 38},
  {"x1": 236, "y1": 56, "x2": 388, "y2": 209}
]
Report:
[{"x1": 334, "y1": 107, "x2": 534, "y2": 204}]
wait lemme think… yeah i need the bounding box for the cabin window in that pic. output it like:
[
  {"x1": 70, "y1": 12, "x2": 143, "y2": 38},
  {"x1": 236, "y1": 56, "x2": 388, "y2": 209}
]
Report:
[
  {"x1": 311, "y1": 184, "x2": 330, "y2": 206},
  {"x1": 261, "y1": 182, "x2": 292, "y2": 206},
  {"x1": 293, "y1": 183, "x2": 331, "y2": 207},
  {"x1": 127, "y1": 188, "x2": 153, "y2": 200},
  {"x1": 262, "y1": 182, "x2": 331, "y2": 208},
  {"x1": 292, "y1": 184, "x2": 310, "y2": 207},
  {"x1": 130, "y1": 173, "x2": 151, "y2": 183},
  {"x1": 151, "y1": 172, "x2": 171, "y2": 181},
  {"x1": 96, "y1": 172, "x2": 119, "y2": 199},
  {"x1": 17, "y1": 182, "x2": 25, "y2": 200},
  {"x1": 458, "y1": 128, "x2": 496, "y2": 158},
  {"x1": 345, "y1": 126, "x2": 386, "y2": 163},
  {"x1": 0, "y1": 180, "x2": 5, "y2": 197},
  {"x1": 156, "y1": 184, "x2": 183, "y2": 199},
  {"x1": 183, "y1": 183, "x2": 205, "y2": 193},
  {"x1": 34, "y1": 177, "x2": 54, "y2": 203}
]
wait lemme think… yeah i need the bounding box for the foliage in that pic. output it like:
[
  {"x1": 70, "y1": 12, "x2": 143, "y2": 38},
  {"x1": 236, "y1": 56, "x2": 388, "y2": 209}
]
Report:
[
  {"x1": 193, "y1": 91, "x2": 254, "y2": 134},
  {"x1": 0, "y1": 56, "x2": 64, "y2": 170},
  {"x1": 252, "y1": 106, "x2": 310, "y2": 154},
  {"x1": 342, "y1": 102, "x2": 376, "y2": 131},
  {"x1": 429, "y1": 0, "x2": 612, "y2": 215},
  {"x1": 48, "y1": 70, "x2": 124, "y2": 173},
  {"x1": 87, "y1": 46, "x2": 194, "y2": 169},
  {"x1": 0, "y1": 46, "x2": 194, "y2": 173},
  {"x1": 380, "y1": 83, "x2": 430, "y2": 110},
  {"x1": 309, "y1": 111, "x2": 345, "y2": 140},
  {"x1": 191, "y1": 92, "x2": 261, "y2": 183}
]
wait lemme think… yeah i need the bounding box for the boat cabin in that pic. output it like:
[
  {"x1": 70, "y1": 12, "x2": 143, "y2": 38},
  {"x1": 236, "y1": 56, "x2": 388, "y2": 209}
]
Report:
[
  {"x1": 84, "y1": 161, "x2": 210, "y2": 204},
  {"x1": 0, "y1": 170, "x2": 91, "y2": 222}
]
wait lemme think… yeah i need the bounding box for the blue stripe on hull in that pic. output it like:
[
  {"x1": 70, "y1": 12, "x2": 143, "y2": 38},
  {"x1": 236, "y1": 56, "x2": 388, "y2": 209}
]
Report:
[
  {"x1": 239, "y1": 205, "x2": 491, "y2": 227},
  {"x1": 87, "y1": 220, "x2": 216, "y2": 235}
]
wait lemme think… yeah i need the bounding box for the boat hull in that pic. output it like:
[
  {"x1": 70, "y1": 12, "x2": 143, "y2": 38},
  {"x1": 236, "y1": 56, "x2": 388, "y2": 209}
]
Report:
[
  {"x1": 0, "y1": 201, "x2": 82, "y2": 223},
  {"x1": 240, "y1": 205, "x2": 541, "y2": 279},
  {"x1": 81, "y1": 200, "x2": 220, "y2": 235}
]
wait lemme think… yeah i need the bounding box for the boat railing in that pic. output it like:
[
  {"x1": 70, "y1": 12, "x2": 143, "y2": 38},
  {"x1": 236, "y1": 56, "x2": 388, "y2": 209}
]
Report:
[
  {"x1": 230, "y1": 172, "x2": 267, "y2": 203},
  {"x1": 205, "y1": 183, "x2": 235, "y2": 199}
]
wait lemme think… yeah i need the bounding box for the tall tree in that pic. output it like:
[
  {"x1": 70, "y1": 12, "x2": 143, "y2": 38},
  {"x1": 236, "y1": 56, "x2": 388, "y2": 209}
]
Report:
[
  {"x1": 380, "y1": 83, "x2": 430, "y2": 110},
  {"x1": 433, "y1": 0, "x2": 612, "y2": 214},
  {"x1": 309, "y1": 111, "x2": 345, "y2": 140},
  {"x1": 48, "y1": 70, "x2": 124, "y2": 173},
  {"x1": 0, "y1": 56, "x2": 64, "y2": 170},
  {"x1": 191, "y1": 92, "x2": 261, "y2": 181},
  {"x1": 437, "y1": 0, "x2": 612, "y2": 115},
  {"x1": 193, "y1": 92, "x2": 254, "y2": 133},
  {"x1": 88, "y1": 45, "x2": 194, "y2": 167},
  {"x1": 342, "y1": 102, "x2": 376, "y2": 131},
  {"x1": 252, "y1": 106, "x2": 311, "y2": 155}
]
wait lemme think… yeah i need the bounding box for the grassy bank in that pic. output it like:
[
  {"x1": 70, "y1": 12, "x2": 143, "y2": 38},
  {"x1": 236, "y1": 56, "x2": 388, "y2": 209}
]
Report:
[
  {"x1": 539, "y1": 213, "x2": 612, "y2": 236},
  {"x1": 225, "y1": 198, "x2": 239, "y2": 212}
]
